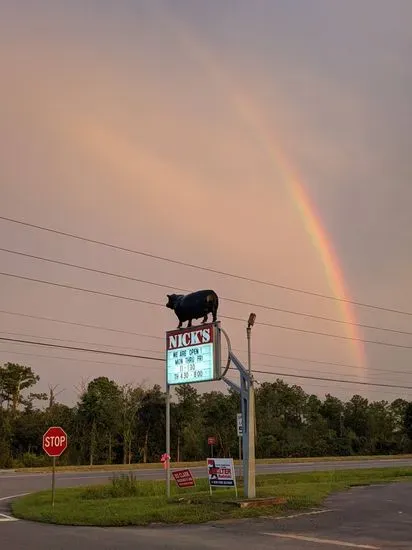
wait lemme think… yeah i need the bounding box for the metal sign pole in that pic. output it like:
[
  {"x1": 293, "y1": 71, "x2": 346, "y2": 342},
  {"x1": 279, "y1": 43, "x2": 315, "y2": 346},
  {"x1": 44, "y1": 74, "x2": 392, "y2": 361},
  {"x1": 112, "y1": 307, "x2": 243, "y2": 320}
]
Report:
[
  {"x1": 51, "y1": 456, "x2": 56, "y2": 508},
  {"x1": 246, "y1": 318, "x2": 256, "y2": 499},
  {"x1": 166, "y1": 384, "x2": 171, "y2": 498}
]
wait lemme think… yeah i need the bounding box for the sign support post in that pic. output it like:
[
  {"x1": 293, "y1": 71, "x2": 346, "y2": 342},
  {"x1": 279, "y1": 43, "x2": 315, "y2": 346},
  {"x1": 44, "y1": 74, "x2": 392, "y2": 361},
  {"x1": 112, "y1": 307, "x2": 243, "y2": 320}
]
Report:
[
  {"x1": 51, "y1": 457, "x2": 56, "y2": 508},
  {"x1": 236, "y1": 413, "x2": 243, "y2": 477},
  {"x1": 166, "y1": 384, "x2": 171, "y2": 499},
  {"x1": 246, "y1": 317, "x2": 256, "y2": 499}
]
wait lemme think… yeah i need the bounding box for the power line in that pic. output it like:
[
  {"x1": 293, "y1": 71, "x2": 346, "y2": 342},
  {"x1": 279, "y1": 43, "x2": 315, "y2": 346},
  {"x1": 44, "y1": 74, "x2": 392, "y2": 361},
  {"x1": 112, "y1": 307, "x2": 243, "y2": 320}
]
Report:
[
  {"x1": 1, "y1": 347, "x2": 406, "y2": 397},
  {"x1": 255, "y1": 361, "x2": 407, "y2": 380},
  {"x1": 0, "y1": 271, "x2": 162, "y2": 307},
  {"x1": 1, "y1": 329, "x2": 409, "y2": 379},
  {"x1": 0, "y1": 309, "x2": 369, "y2": 368},
  {"x1": 2, "y1": 246, "x2": 411, "y2": 337},
  {"x1": 0, "y1": 309, "x2": 163, "y2": 341},
  {"x1": 0, "y1": 309, "x2": 369, "y2": 371},
  {"x1": 2, "y1": 309, "x2": 393, "y2": 375},
  {"x1": 1, "y1": 335, "x2": 411, "y2": 391},
  {"x1": 252, "y1": 368, "x2": 412, "y2": 391},
  {"x1": 0, "y1": 330, "x2": 163, "y2": 356},
  {"x1": 2, "y1": 271, "x2": 412, "y2": 350},
  {"x1": 0, "y1": 347, "x2": 406, "y2": 397},
  {"x1": 1, "y1": 214, "x2": 411, "y2": 318},
  {"x1": 0, "y1": 272, "x2": 412, "y2": 349},
  {"x1": 248, "y1": 350, "x2": 412, "y2": 377},
  {"x1": 0, "y1": 308, "x2": 379, "y2": 373},
  {"x1": 0, "y1": 348, "x2": 164, "y2": 371},
  {"x1": 0, "y1": 337, "x2": 165, "y2": 361}
]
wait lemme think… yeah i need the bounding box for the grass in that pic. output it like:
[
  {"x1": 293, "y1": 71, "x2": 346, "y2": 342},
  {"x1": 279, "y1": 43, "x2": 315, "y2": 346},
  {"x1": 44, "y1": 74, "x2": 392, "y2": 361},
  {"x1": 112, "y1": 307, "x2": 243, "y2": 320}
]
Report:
[
  {"x1": 12, "y1": 453, "x2": 412, "y2": 474},
  {"x1": 12, "y1": 467, "x2": 412, "y2": 527}
]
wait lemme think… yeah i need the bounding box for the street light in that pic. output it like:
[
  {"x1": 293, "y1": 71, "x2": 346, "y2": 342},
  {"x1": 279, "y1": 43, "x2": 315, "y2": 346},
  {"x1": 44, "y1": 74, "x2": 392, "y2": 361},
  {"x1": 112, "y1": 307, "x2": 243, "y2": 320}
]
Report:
[
  {"x1": 247, "y1": 313, "x2": 256, "y2": 328},
  {"x1": 246, "y1": 313, "x2": 256, "y2": 498}
]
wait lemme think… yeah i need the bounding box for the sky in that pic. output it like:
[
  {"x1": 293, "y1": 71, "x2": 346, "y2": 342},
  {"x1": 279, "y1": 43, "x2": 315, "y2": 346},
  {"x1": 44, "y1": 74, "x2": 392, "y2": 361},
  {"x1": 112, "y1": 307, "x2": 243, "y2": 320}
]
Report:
[{"x1": 0, "y1": 0, "x2": 411, "y2": 406}]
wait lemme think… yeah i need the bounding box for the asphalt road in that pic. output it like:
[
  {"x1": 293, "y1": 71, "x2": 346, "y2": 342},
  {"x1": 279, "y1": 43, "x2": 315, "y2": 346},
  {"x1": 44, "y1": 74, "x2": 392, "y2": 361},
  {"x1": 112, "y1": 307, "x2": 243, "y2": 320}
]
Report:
[
  {"x1": 1, "y1": 459, "x2": 412, "y2": 549},
  {"x1": 1, "y1": 482, "x2": 412, "y2": 549},
  {"x1": 2, "y1": 457, "x2": 412, "y2": 498}
]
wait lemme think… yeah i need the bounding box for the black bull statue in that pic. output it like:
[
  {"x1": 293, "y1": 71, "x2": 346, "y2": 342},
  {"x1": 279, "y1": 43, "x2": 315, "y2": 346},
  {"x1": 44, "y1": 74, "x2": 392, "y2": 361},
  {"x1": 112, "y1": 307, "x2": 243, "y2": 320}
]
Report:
[{"x1": 166, "y1": 290, "x2": 219, "y2": 328}]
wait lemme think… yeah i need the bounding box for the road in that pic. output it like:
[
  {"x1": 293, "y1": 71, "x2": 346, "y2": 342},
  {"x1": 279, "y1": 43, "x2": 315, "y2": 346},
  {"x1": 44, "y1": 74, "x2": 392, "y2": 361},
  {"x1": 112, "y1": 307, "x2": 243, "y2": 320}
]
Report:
[
  {"x1": 1, "y1": 459, "x2": 412, "y2": 549},
  {"x1": 1, "y1": 457, "x2": 412, "y2": 498}
]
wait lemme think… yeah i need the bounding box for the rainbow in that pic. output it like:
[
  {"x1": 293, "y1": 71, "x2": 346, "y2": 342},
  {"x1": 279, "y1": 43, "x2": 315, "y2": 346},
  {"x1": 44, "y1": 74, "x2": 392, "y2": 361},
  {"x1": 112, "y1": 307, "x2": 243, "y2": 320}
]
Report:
[
  {"x1": 167, "y1": 14, "x2": 368, "y2": 377},
  {"x1": 233, "y1": 94, "x2": 367, "y2": 375}
]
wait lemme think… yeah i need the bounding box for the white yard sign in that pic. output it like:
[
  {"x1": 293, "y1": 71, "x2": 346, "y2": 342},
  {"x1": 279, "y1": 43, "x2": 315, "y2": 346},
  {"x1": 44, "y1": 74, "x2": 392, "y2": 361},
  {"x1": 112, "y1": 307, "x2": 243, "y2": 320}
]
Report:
[{"x1": 207, "y1": 457, "x2": 237, "y2": 496}]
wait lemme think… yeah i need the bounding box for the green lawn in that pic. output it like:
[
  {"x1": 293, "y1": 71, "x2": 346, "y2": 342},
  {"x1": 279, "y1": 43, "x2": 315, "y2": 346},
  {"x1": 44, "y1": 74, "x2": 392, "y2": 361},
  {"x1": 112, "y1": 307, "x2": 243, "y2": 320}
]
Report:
[{"x1": 12, "y1": 467, "x2": 412, "y2": 527}]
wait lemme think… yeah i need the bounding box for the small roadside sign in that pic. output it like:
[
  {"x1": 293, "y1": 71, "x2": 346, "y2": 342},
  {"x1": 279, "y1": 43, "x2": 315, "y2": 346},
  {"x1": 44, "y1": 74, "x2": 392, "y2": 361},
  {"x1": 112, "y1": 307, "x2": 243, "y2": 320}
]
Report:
[
  {"x1": 236, "y1": 413, "x2": 243, "y2": 437},
  {"x1": 207, "y1": 457, "x2": 237, "y2": 497},
  {"x1": 172, "y1": 469, "x2": 195, "y2": 488},
  {"x1": 207, "y1": 436, "x2": 216, "y2": 446}
]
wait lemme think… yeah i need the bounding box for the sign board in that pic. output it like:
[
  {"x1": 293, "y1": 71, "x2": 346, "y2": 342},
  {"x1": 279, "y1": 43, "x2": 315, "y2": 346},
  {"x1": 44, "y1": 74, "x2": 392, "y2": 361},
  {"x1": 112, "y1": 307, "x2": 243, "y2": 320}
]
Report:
[
  {"x1": 42, "y1": 426, "x2": 68, "y2": 457},
  {"x1": 237, "y1": 413, "x2": 243, "y2": 436},
  {"x1": 207, "y1": 458, "x2": 236, "y2": 488},
  {"x1": 166, "y1": 322, "x2": 221, "y2": 385},
  {"x1": 208, "y1": 436, "x2": 216, "y2": 446},
  {"x1": 172, "y1": 469, "x2": 195, "y2": 488}
]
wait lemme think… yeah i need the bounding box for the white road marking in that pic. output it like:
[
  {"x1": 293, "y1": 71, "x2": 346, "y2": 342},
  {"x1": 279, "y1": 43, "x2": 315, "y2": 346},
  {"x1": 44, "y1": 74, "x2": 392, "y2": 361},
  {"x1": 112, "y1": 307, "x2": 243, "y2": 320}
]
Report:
[
  {"x1": 262, "y1": 532, "x2": 379, "y2": 549},
  {"x1": 262, "y1": 509, "x2": 335, "y2": 521},
  {"x1": 0, "y1": 513, "x2": 18, "y2": 522},
  {"x1": 0, "y1": 495, "x2": 27, "y2": 523},
  {"x1": 0, "y1": 493, "x2": 29, "y2": 501}
]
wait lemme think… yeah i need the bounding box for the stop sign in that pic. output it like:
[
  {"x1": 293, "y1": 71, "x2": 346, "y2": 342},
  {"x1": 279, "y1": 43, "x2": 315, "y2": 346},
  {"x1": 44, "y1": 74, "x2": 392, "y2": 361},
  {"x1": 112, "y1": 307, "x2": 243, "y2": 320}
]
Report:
[{"x1": 43, "y1": 426, "x2": 68, "y2": 457}]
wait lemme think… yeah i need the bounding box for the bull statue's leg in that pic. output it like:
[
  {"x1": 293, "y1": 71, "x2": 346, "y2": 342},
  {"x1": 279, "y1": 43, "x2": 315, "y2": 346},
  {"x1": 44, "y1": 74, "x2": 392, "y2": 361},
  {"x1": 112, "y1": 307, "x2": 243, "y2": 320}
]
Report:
[
  {"x1": 212, "y1": 306, "x2": 217, "y2": 322},
  {"x1": 201, "y1": 313, "x2": 208, "y2": 324},
  {"x1": 187, "y1": 319, "x2": 192, "y2": 328}
]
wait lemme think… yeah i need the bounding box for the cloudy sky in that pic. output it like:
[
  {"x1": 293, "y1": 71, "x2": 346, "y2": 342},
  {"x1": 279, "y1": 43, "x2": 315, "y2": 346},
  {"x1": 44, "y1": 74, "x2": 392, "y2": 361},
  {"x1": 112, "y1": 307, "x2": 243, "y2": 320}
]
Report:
[{"x1": 1, "y1": 0, "x2": 411, "y2": 405}]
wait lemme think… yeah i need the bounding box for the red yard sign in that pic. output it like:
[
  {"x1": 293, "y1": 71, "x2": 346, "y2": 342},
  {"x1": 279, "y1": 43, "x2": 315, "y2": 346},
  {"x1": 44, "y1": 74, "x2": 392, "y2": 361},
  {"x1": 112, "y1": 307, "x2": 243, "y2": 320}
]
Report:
[
  {"x1": 208, "y1": 436, "x2": 216, "y2": 446},
  {"x1": 42, "y1": 426, "x2": 68, "y2": 457},
  {"x1": 172, "y1": 469, "x2": 195, "y2": 488}
]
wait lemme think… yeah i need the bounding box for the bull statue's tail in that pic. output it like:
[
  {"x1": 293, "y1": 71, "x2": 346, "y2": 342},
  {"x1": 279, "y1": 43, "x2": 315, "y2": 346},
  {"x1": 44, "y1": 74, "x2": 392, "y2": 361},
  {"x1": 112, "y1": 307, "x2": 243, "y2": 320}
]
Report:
[{"x1": 206, "y1": 290, "x2": 219, "y2": 322}]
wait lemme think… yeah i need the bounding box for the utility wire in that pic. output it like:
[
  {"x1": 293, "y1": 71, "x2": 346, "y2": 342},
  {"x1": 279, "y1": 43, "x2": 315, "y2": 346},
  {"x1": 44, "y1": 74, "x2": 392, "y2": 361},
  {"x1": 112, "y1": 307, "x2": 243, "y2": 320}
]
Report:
[
  {"x1": 246, "y1": 350, "x2": 412, "y2": 377},
  {"x1": 1, "y1": 271, "x2": 412, "y2": 350},
  {"x1": 0, "y1": 347, "x2": 407, "y2": 396},
  {"x1": 1, "y1": 347, "x2": 406, "y2": 396},
  {"x1": 1, "y1": 335, "x2": 411, "y2": 391},
  {"x1": 1, "y1": 215, "x2": 411, "y2": 317},
  {"x1": 0, "y1": 308, "x2": 384, "y2": 373},
  {"x1": 0, "y1": 309, "x2": 163, "y2": 341},
  {"x1": 2, "y1": 247, "x2": 411, "y2": 337},
  {"x1": 0, "y1": 309, "x2": 371, "y2": 369},
  {"x1": 0, "y1": 337, "x2": 164, "y2": 361},
  {"x1": 1, "y1": 329, "x2": 410, "y2": 378},
  {"x1": 0, "y1": 330, "x2": 163, "y2": 356},
  {"x1": 252, "y1": 368, "x2": 412, "y2": 391},
  {"x1": 0, "y1": 347, "x2": 163, "y2": 371},
  {"x1": 0, "y1": 309, "x2": 377, "y2": 372}
]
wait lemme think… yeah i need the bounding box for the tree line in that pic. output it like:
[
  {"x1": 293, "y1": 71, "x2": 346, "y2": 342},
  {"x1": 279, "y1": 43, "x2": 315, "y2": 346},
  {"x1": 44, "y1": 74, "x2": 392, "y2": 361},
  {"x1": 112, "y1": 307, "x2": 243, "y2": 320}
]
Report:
[{"x1": 1, "y1": 362, "x2": 412, "y2": 468}]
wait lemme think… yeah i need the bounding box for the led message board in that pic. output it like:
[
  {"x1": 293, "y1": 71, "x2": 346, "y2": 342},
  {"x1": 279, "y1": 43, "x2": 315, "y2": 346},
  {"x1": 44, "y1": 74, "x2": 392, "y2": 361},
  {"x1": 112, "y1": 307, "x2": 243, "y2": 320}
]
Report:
[{"x1": 166, "y1": 322, "x2": 221, "y2": 385}]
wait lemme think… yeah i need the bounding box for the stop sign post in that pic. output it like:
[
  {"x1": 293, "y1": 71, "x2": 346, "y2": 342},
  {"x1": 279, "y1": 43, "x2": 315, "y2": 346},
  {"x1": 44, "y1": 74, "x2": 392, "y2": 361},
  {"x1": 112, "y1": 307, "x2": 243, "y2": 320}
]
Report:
[{"x1": 43, "y1": 426, "x2": 68, "y2": 507}]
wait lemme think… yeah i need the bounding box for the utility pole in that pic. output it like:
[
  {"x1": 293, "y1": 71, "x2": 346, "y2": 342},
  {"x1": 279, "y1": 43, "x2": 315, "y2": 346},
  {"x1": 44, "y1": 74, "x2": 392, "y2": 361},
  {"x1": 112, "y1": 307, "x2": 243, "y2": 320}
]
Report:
[{"x1": 246, "y1": 313, "x2": 256, "y2": 498}]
